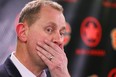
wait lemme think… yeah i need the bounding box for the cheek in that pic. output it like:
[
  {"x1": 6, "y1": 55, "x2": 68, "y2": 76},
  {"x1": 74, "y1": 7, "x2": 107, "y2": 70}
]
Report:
[
  {"x1": 27, "y1": 27, "x2": 52, "y2": 49},
  {"x1": 27, "y1": 31, "x2": 49, "y2": 45},
  {"x1": 26, "y1": 33, "x2": 37, "y2": 52}
]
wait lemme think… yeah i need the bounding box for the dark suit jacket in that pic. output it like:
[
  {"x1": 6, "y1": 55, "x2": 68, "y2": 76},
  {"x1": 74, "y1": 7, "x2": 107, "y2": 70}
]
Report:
[
  {"x1": 0, "y1": 56, "x2": 22, "y2": 77},
  {"x1": 0, "y1": 56, "x2": 51, "y2": 77}
]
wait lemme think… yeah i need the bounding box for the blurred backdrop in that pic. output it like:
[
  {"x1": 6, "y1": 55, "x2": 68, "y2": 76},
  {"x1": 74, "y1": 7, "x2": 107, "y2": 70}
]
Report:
[{"x1": 0, "y1": 0, "x2": 116, "y2": 77}]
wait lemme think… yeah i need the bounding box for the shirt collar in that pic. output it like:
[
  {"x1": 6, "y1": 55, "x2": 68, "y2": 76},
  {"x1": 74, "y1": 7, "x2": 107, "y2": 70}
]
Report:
[{"x1": 10, "y1": 52, "x2": 47, "y2": 77}]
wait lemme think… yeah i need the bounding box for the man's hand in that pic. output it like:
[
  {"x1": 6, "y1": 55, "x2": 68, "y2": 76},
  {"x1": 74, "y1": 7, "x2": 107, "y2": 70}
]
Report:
[{"x1": 36, "y1": 40, "x2": 70, "y2": 77}]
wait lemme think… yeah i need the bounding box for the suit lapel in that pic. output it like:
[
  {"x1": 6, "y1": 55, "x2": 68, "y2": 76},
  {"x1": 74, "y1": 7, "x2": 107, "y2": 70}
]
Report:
[{"x1": 4, "y1": 56, "x2": 22, "y2": 77}]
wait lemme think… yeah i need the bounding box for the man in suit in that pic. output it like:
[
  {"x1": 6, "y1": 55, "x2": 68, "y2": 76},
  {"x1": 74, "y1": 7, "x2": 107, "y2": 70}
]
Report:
[{"x1": 0, "y1": 0, "x2": 70, "y2": 77}]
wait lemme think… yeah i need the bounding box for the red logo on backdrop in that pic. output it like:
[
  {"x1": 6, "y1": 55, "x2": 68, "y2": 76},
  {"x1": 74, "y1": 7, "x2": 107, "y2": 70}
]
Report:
[
  {"x1": 80, "y1": 17, "x2": 102, "y2": 47},
  {"x1": 103, "y1": 0, "x2": 116, "y2": 8},
  {"x1": 108, "y1": 68, "x2": 116, "y2": 77}
]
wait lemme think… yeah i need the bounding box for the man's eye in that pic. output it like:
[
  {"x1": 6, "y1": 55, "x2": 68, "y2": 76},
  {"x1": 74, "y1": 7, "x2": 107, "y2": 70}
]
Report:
[
  {"x1": 60, "y1": 31, "x2": 66, "y2": 37},
  {"x1": 46, "y1": 27, "x2": 53, "y2": 33}
]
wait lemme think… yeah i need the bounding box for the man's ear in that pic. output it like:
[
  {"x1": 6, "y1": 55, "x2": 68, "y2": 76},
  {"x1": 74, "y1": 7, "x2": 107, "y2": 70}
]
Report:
[{"x1": 16, "y1": 23, "x2": 28, "y2": 42}]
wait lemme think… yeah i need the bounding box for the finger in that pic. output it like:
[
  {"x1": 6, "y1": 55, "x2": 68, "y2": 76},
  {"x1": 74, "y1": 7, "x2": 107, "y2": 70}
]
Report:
[
  {"x1": 37, "y1": 41, "x2": 57, "y2": 56},
  {"x1": 36, "y1": 50, "x2": 53, "y2": 66},
  {"x1": 36, "y1": 42, "x2": 65, "y2": 64},
  {"x1": 37, "y1": 51, "x2": 65, "y2": 71},
  {"x1": 36, "y1": 43, "x2": 53, "y2": 59},
  {"x1": 44, "y1": 40, "x2": 65, "y2": 55},
  {"x1": 36, "y1": 41, "x2": 67, "y2": 63}
]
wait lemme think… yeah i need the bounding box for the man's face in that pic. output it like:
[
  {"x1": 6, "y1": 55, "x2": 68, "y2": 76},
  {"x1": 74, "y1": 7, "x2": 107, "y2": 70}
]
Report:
[{"x1": 26, "y1": 6, "x2": 66, "y2": 66}]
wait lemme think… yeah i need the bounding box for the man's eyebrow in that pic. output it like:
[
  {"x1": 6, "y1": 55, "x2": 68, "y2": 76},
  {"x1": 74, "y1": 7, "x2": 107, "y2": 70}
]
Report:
[
  {"x1": 61, "y1": 26, "x2": 66, "y2": 31},
  {"x1": 47, "y1": 22, "x2": 66, "y2": 30},
  {"x1": 47, "y1": 22, "x2": 57, "y2": 27}
]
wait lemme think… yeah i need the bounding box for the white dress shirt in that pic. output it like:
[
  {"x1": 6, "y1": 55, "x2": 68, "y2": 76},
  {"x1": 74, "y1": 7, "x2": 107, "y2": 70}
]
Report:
[{"x1": 10, "y1": 52, "x2": 47, "y2": 77}]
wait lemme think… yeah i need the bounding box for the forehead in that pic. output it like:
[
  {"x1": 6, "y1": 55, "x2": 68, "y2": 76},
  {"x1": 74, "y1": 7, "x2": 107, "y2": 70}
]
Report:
[{"x1": 37, "y1": 5, "x2": 66, "y2": 28}]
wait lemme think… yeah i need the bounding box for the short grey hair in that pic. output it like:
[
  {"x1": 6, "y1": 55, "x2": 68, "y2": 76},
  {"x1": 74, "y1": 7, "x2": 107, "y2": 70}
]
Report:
[{"x1": 19, "y1": 0, "x2": 63, "y2": 25}]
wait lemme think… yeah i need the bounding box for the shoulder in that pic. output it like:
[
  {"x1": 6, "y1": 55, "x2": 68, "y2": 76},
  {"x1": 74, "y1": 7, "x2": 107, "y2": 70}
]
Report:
[
  {"x1": 0, "y1": 64, "x2": 6, "y2": 73},
  {"x1": 0, "y1": 64, "x2": 9, "y2": 77}
]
